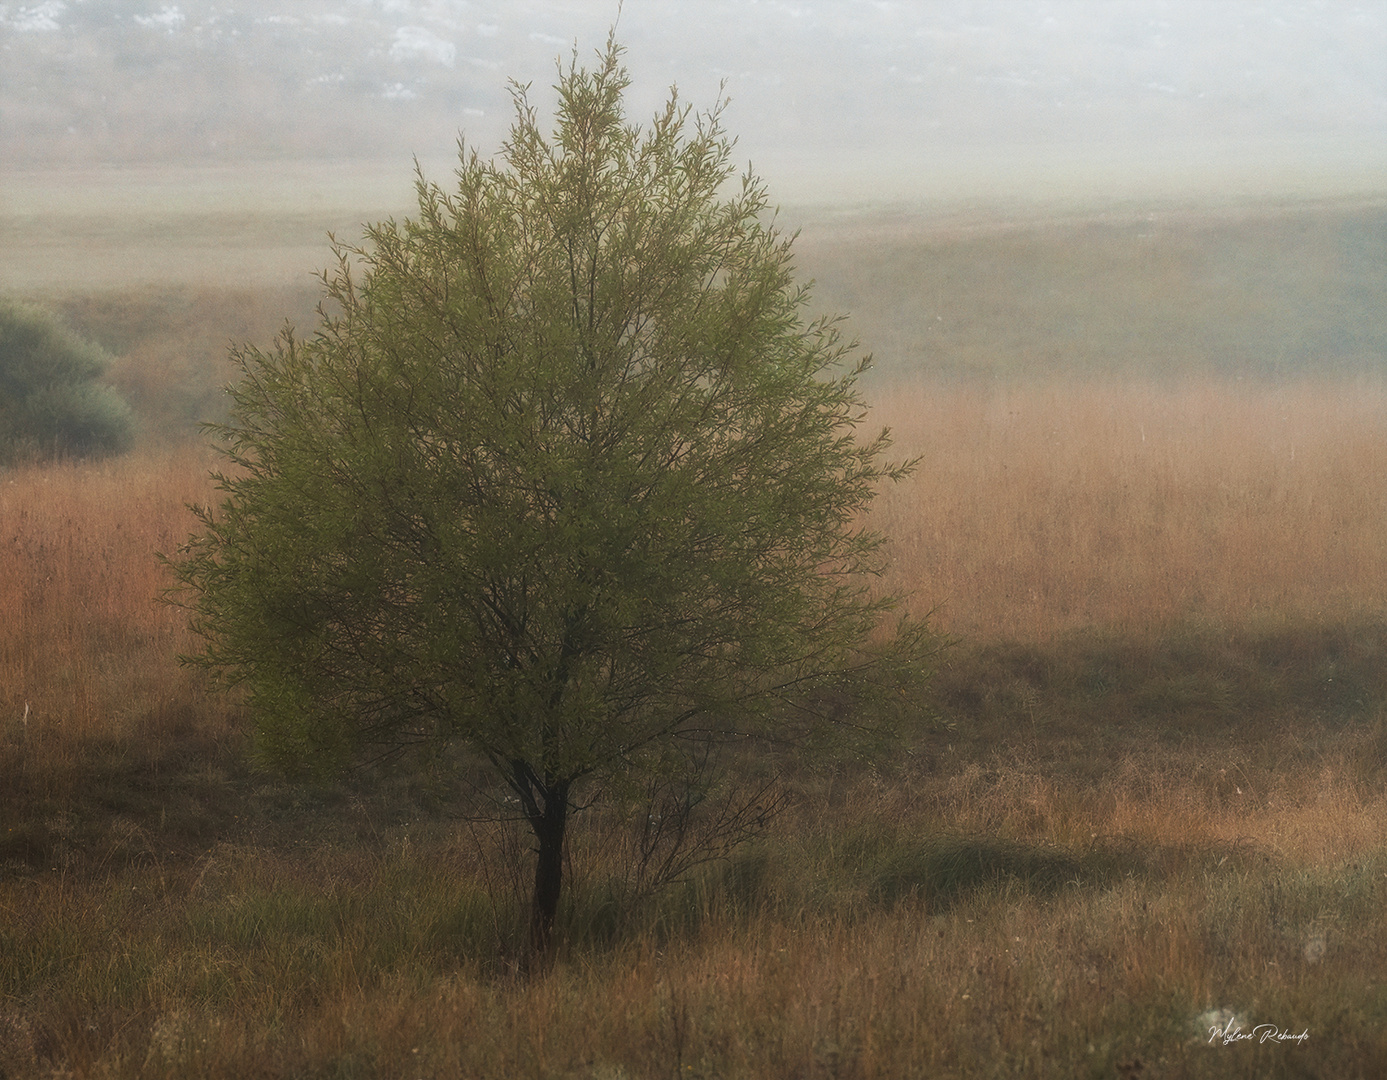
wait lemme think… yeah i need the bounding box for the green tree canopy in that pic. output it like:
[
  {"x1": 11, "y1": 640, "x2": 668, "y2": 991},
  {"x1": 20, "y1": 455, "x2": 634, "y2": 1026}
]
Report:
[
  {"x1": 173, "y1": 37, "x2": 934, "y2": 958},
  {"x1": 0, "y1": 297, "x2": 133, "y2": 464}
]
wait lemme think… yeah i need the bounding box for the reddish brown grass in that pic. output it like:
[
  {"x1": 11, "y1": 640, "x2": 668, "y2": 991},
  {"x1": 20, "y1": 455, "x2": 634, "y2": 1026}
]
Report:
[
  {"x1": 0, "y1": 446, "x2": 236, "y2": 775},
  {"x1": 2, "y1": 375, "x2": 1385, "y2": 1078},
  {"x1": 870, "y1": 375, "x2": 1387, "y2": 640}
]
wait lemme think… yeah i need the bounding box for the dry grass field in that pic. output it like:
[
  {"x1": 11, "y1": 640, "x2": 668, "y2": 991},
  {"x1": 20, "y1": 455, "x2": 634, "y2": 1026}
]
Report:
[
  {"x1": 873, "y1": 375, "x2": 1387, "y2": 640},
  {"x1": 2, "y1": 197, "x2": 1386, "y2": 1077}
]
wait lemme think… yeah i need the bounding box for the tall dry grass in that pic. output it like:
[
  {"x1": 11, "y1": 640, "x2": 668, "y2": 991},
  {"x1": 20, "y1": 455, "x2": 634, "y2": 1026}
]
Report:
[
  {"x1": 2, "y1": 372, "x2": 1386, "y2": 1077},
  {"x1": 4, "y1": 375, "x2": 1383, "y2": 769},
  {"x1": 4, "y1": 737, "x2": 1384, "y2": 1078},
  {"x1": 0, "y1": 447, "x2": 236, "y2": 778},
  {"x1": 871, "y1": 375, "x2": 1387, "y2": 640}
]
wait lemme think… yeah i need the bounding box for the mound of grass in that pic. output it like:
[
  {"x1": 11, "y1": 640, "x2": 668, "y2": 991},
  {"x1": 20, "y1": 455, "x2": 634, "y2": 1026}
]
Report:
[
  {"x1": 869, "y1": 834, "x2": 1150, "y2": 910},
  {"x1": 931, "y1": 618, "x2": 1387, "y2": 737}
]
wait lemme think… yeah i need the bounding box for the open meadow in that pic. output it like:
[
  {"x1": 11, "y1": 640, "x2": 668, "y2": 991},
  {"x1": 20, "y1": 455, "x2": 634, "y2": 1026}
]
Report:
[{"x1": 2, "y1": 191, "x2": 1386, "y2": 1077}]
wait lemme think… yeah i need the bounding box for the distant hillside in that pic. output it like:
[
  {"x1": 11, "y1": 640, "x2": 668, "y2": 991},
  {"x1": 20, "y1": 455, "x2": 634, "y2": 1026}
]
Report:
[
  {"x1": 13, "y1": 187, "x2": 1385, "y2": 414},
  {"x1": 799, "y1": 198, "x2": 1387, "y2": 380},
  {"x1": 0, "y1": 0, "x2": 525, "y2": 167}
]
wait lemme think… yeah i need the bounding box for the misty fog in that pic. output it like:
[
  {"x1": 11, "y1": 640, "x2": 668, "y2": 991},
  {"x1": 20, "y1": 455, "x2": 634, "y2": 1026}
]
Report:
[
  {"x1": 2, "y1": 2, "x2": 1384, "y2": 373},
  {"x1": 4, "y1": 1, "x2": 1384, "y2": 208},
  {"x1": 5, "y1": 14, "x2": 1387, "y2": 1068}
]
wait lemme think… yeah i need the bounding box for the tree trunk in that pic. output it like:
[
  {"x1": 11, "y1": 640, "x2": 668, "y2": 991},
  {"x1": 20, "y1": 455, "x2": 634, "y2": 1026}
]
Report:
[{"x1": 527, "y1": 775, "x2": 571, "y2": 962}]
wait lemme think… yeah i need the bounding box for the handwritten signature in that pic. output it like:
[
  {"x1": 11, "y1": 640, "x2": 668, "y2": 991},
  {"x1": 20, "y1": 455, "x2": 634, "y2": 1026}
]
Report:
[{"x1": 1209, "y1": 1020, "x2": 1309, "y2": 1046}]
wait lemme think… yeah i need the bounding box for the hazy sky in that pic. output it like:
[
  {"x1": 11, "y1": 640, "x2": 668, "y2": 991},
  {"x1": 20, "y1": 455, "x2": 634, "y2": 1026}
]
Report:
[{"x1": 3, "y1": 0, "x2": 1385, "y2": 204}]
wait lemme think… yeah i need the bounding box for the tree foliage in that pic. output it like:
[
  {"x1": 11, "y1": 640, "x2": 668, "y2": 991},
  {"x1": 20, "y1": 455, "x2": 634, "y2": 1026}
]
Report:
[
  {"x1": 172, "y1": 37, "x2": 935, "y2": 957},
  {"x1": 0, "y1": 297, "x2": 133, "y2": 464}
]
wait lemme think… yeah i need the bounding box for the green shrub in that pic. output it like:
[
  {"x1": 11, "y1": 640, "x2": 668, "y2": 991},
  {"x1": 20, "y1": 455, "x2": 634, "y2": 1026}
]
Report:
[{"x1": 0, "y1": 296, "x2": 133, "y2": 463}]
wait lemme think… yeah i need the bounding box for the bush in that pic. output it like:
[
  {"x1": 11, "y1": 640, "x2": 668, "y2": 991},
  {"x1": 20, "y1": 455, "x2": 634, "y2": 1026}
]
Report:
[{"x1": 0, "y1": 297, "x2": 133, "y2": 463}]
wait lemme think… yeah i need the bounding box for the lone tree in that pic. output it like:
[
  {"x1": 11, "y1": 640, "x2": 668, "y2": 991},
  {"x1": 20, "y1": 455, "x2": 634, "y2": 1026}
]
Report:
[
  {"x1": 173, "y1": 37, "x2": 933, "y2": 957},
  {"x1": 0, "y1": 297, "x2": 132, "y2": 464}
]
